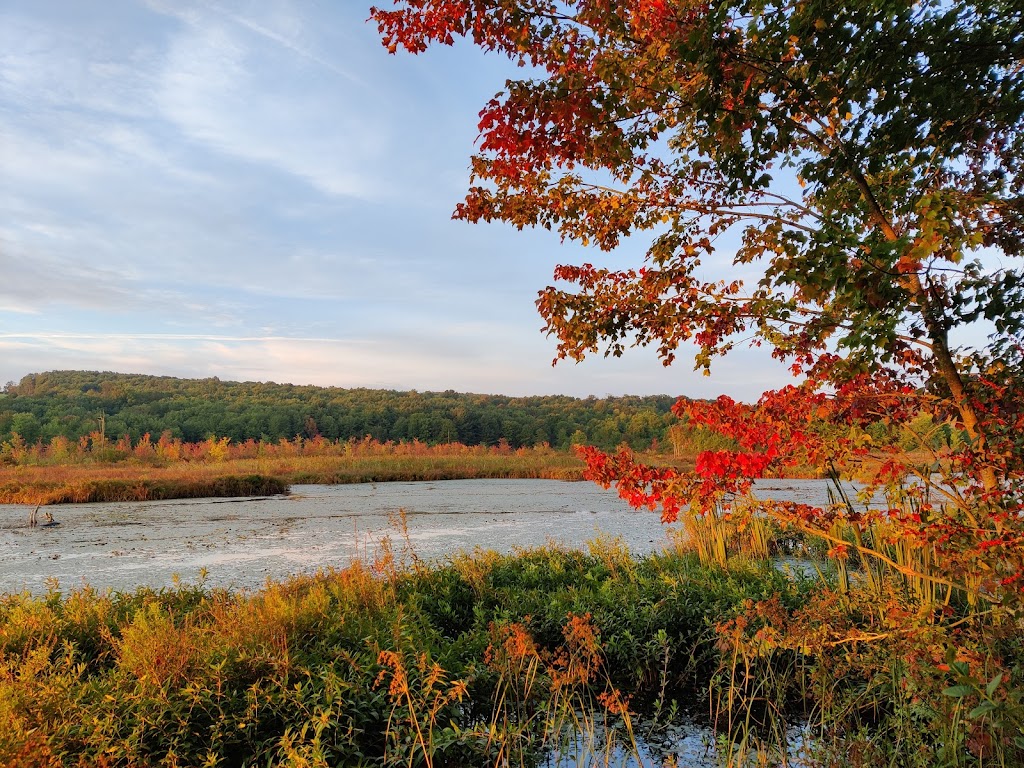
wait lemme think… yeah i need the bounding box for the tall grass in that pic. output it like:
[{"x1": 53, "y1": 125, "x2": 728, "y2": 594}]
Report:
[
  {"x1": 0, "y1": 438, "x2": 587, "y2": 504},
  {"x1": 4, "y1": 452, "x2": 1022, "y2": 766},
  {"x1": 0, "y1": 537, "x2": 805, "y2": 767},
  {"x1": 697, "y1": 468, "x2": 1024, "y2": 768}
]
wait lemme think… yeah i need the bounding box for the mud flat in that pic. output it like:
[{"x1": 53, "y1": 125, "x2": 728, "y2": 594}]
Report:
[{"x1": 0, "y1": 478, "x2": 836, "y2": 594}]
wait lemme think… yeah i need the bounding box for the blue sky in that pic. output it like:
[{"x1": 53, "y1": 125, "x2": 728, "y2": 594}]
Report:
[{"x1": 0, "y1": 0, "x2": 790, "y2": 399}]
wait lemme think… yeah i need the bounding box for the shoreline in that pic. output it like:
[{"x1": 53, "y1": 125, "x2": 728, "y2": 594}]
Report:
[
  {"x1": 0, "y1": 456, "x2": 834, "y2": 506},
  {"x1": 0, "y1": 449, "x2": 593, "y2": 505}
]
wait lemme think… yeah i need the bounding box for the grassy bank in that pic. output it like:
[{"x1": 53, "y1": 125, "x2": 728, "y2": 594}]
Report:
[
  {"x1": 2, "y1": 526, "x2": 1022, "y2": 767},
  {"x1": 0, "y1": 541, "x2": 802, "y2": 768},
  {"x1": 1, "y1": 433, "x2": 850, "y2": 507},
  {"x1": 0, "y1": 474, "x2": 290, "y2": 505}
]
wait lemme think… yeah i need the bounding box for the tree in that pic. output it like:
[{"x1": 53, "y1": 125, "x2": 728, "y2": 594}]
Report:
[
  {"x1": 372, "y1": 0, "x2": 1023, "y2": 589},
  {"x1": 373, "y1": 5, "x2": 1024, "y2": 758}
]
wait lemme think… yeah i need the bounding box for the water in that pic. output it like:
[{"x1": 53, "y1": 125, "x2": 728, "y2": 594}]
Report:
[
  {"x1": 0, "y1": 478, "x2": 841, "y2": 594},
  {"x1": 542, "y1": 714, "x2": 814, "y2": 768}
]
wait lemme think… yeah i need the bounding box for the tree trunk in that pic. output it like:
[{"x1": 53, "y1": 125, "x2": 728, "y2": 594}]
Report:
[{"x1": 849, "y1": 168, "x2": 999, "y2": 494}]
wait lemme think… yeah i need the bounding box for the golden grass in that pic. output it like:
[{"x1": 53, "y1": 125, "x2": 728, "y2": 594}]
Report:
[
  {"x1": 0, "y1": 432, "x2": 833, "y2": 506},
  {"x1": 0, "y1": 442, "x2": 587, "y2": 505}
]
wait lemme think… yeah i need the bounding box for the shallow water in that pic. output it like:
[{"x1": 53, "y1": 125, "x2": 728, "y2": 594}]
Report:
[
  {"x1": 543, "y1": 714, "x2": 813, "y2": 768},
  {"x1": 0, "y1": 478, "x2": 842, "y2": 594}
]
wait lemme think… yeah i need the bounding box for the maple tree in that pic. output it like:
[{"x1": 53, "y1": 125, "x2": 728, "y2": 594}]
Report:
[{"x1": 373, "y1": 1, "x2": 1024, "y2": 603}]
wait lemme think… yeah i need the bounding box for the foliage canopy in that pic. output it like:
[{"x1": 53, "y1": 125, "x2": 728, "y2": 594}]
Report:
[
  {"x1": 372, "y1": 0, "x2": 1024, "y2": 606},
  {"x1": 373, "y1": 1, "x2": 1022, "y2": 471}
]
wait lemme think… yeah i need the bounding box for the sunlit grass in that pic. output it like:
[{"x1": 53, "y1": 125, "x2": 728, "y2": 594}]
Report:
[
  {"x1": 0, "y1": 538, "x2": 803, "y2": 767},
  {"x1": 0, "y1": 438, "x2": 588, "y2": 504},
  {"x1": 1, "y1": 496, "x2": 1020, "y2": 766}
]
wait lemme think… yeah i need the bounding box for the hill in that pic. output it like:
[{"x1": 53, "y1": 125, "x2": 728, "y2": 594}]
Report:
[{"x1": 0, "y1": 371, "x2": 679, "y2": 450}]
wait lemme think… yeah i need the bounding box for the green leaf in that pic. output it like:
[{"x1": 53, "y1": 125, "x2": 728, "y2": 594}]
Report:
[
  {"x1": 985, "y1": 672, "x2": 1003, "y2": 698},
  {"x1": 942, "y1": 685, "x2": 974, "y2": 698},
  {"x1": 968, "y1": 700, "x2": 997, "y2": 719}
]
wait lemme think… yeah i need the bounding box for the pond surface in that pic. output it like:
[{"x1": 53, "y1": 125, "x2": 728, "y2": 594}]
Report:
[{"x1": 0, "y1": 478, "x2": 841, "y2": 594}]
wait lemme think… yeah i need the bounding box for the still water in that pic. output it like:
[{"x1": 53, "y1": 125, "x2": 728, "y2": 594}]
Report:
[{"x1": 0, "y1": 478, "x2": 837, "y2": 594}]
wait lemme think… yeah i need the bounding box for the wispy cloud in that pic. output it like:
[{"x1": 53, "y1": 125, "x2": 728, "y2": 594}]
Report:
[
  {"x1": 0, "y1": 330, "x2": 788, "y2": 399},
  {"x1": 151, "y1": 4, "x2": 386, "y2": 199},
  {"x1": 141, "y1": 0, "x2": 359, "y2": 79},
  {"x1": 0, "y1": 332, "x2": 356, "y2": 343},
  {"x1": 207, "y1": 3, "x2": 362, "y2": 83},
  {"x1": 0, "y1": 243, "x2": 143, "y2": 314},
  {"x1": 0, "y1": 2, "x2": 796, "y2": 401}
]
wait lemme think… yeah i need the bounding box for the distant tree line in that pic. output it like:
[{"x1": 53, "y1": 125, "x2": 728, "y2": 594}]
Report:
[{"x1": 0, "y1": 371, "x2": 680, "y2": 450}]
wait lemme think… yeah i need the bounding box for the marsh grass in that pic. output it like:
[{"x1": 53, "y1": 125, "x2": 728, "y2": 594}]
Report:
[
  {"x1": 696, "y1": 471, "x2": 1024, "y2": 768},
  {"x1": 3, "y1": 474, "x2": 1022, "y2": 767},
  {"x1": 677, "y1": 500, "x2": 777, "y2": 569},
  {"x1": 0, "y1": 532, "x2": 808, "y2": 767},
  {"x1": 0, "y1": 439, "x2": 587, "y2": 505}
]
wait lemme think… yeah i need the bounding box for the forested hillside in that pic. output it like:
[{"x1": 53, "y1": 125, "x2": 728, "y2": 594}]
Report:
[{"x1": 0, "y1": 371, "x2": 678, "y2": 449}]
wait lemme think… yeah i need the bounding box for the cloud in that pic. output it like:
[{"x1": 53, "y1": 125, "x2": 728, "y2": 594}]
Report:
[
  {"x1": 206, "y1": 3, "x2": 362, "y2": 83},
  {"x1": 0, "y1": 328, "x2": 791, "y2": 401},
  {"x1": 0, "y1": 232, "x2": 255, "y2": 328},
  {"x1": 0, "y1": 3, "x2": 799, "y2": 402},
  {"x1": 0, "y1": 15, "x2": 146, "y2": 117},
  {"x1": 0, "y1": 332, "x2": 348, "y2": 343},
  {"x1": 0, "y1": 243, "x2": 145, "y2": 313},
  {"x1": 153, "y1": 6, "x2": 387, "y2": 200}
]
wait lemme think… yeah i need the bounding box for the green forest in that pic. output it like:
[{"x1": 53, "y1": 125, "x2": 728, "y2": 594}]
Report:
[{"x1": 0, "y1": 371, "x2": 678, "y2": 450}]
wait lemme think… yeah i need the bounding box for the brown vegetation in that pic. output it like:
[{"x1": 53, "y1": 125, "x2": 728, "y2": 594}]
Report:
[{"x1": 0, "y1": 436, "x2": 590, "y2": 504}]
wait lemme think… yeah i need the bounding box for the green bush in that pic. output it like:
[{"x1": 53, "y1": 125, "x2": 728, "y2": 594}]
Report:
[{"x1": 0, "y1": 545, "x2": 806, "y2": 767}]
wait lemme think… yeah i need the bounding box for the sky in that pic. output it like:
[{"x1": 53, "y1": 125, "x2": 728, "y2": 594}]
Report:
[{"x1": 0, "y1": 0, "x2": 792, "y2": 400}]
